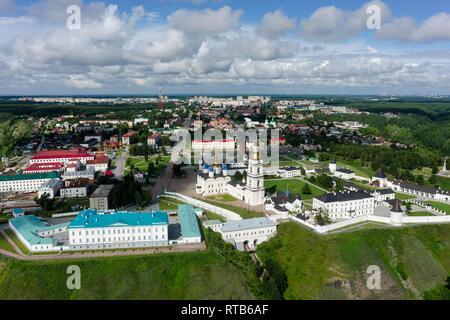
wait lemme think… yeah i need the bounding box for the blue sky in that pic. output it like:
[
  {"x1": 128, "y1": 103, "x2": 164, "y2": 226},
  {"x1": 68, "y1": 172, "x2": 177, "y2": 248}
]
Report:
[{"x1": 0, "y1": 0, "x2": 450, "y2": 95}]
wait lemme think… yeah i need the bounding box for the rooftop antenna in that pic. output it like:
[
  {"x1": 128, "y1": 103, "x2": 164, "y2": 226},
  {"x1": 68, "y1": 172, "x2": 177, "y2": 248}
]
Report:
[{"x1": 158, "y1": 82, "x2": 164, "y2": 110}]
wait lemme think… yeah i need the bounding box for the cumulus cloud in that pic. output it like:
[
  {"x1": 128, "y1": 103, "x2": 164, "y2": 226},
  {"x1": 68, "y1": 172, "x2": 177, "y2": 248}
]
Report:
[
  {"x1": 257, "y1": 9, "x2": 296, "y2": 39},
  {"x1": 0, "y1": 0, "x2": 15, "y2": 13},
  {"x1": 300, "y1": 1, "x2": 391, "y2": 42},
  {"x1": 0, "y1": 1, "x2": 450, "y2": 94},
  {"x1": 377, "y1": 13, "x2": 450, "y2": 43},
  {"x1": 65, "y1": 75, "x2": 103, "y2": 89},
  {"x1": 168, "y1": 6, "x2": 243, "y2": 34}
]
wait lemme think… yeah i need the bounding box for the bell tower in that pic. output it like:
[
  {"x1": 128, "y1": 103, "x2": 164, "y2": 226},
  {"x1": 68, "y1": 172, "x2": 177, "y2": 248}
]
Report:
[{"x1": 245, "y1": 146, "x2": 265, "y2": 206}]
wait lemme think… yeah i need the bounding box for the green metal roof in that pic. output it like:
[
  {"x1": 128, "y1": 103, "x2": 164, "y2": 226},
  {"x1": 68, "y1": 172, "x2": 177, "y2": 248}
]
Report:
[
  {"x1": 0, "y1": 172, "x2": 59, "y2": 182},
  {"x1": 9, "y1": 215, "x2": 57, "y2": 246},
  {"x1": 178, "y1": 205, "x2": 202, "y2": 239},
  {"x1": 68, "y1": 209, "x2": 169, "y2": 229}
]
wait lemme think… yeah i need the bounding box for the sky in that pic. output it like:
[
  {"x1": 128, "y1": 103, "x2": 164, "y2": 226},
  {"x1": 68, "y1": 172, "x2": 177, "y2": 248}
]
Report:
[{"x1": 0, "y1": 0, "x2": 450, "y2": 95}]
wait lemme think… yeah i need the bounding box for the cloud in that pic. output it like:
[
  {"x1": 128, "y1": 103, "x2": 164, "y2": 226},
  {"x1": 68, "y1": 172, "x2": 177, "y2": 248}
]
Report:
[
  {"x1": 257, "y1": 9, "x2": 296, "y2": 39},
  {"x1": 377, "y1": 13, "x2": 450, "y2": 43},
  {"x1": 0, "y1": 0, "x2": 15, "y2": 13},
  {"x1": 0, "y1": 1, "x2": 450, "y2": 94},
  {"x1": 65, "y1": 75, "x2": 102, "y2": 89},
  {"x1": 168, "y1": 6, "x2": 243, "y2": 34},
  {"x1": 300, "y1": 1, "x2": 391, "y2": 42}
]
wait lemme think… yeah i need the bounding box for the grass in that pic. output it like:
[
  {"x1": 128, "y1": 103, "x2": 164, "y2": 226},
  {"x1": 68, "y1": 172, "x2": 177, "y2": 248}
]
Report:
[
  {"x1": 396, "y1": 193, "x2": 417, "y2": 201},
  {"x1": 265, "y1": 178, "x2": 326, "y2": 200},
  {"x1": 0, "y1": 250, "x2": 254, "y2": 300},
  {"x1": 158, "y1": 198, "x2": 184, "y2": 211},
  {"x1": 336, "y1": 159, "x2": 374, "y2": 178},
  {"x1": 0, "y1": 233, "x2": 15, "y2": 253},
  {"x1": 201, "y1": 199, "x2": 264, "y2": 219},
  {"x1": 426, "y1": 201, "x2": 450, "y2": 215},
  {"x1": 206, "y1": 194, "x2": 236, "y2": 202},
  {"x1": 407, "y1": 211, "x2": 434, "y2": 217},
  {"x1": 5, "y1": 229, "x2": 30, "y2": 255},
  {"x1": 257, "y1": 222, "x2": 450, "y2": 300},
  {"x1": 204, "y1": 211, "x2": 226, "y2": 222}
]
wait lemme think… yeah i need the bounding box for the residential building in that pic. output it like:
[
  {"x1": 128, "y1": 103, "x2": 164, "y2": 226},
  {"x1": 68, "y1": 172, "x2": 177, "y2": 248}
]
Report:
[
  {"x1": 60, "y1": 178, "x2": 90, "y2": 198},
  {"x1": 147, "y1": 132, "x2": 162, "y2": 147},
  {"x1": 30, "y1": 149, "x2": 94, "y2": 165},
  {"x1": 37, "y1": 178, "x2": 62, "y2": 199},
  {"x1": 122, "y1": 131, "x2": 136, "y2": 145},
  {"x1": 68, "y1": 209, "x2": 169, "y2": 250},
  {"x1": 0, "y1": 172, "x2": 60, "y2": 193},
  {"x1": 313, "y1": 190, "x2": 375, "y2": 220},
  {"x1": 89, "y1": 184, "x2": 114, "y2": 210}
]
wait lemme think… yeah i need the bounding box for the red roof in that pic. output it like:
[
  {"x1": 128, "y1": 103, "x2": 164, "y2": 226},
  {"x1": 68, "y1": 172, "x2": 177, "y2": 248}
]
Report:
[
  {"x1": 148, "y1": 132, "x2": 161, "y2": 139},
  {"x1": 122, "y1": 131, "x2": 136, "y2": 138},
  {"x1": 32, "y1": 150, "x2": 93, "y2": 160},
  {"x1": 86, "y1": 155, "x2": 109, "y2": 165},
  {"x1": 23, "y1": 162, "x2": 63, "y2": 172}
]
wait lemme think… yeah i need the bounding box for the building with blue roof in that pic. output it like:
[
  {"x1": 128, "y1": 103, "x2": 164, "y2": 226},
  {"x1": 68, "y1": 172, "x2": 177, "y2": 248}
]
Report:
[
  {"x1": 9, "y1": 215, "x2": 69, "y2": 252},
  {"x1": 68, "y1": 209, "x2": 169, "y2": 250},
  {"x1": 176, "y1": 205, "x2": 202, "y2": 244}
]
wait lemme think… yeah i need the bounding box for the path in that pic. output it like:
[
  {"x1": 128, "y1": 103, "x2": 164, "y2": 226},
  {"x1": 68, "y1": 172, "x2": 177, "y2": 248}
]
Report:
[{"x1": 0, "y1": 228, "x2": 206, "y2": 261}]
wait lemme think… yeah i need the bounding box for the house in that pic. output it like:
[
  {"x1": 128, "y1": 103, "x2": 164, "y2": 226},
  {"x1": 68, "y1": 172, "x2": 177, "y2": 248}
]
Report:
[
  {"x1": 313, "y1": 190, "x2": 375, "y2": 221},
  {"x1": 60, "y1": 178, "x2": 90, "y2": 198},
  {"x1": 334, "y1": 168, "x2": 355, "y2": 180},
  {"x1": 278, "y1": 166, "x2": 302, "y2": 178},
  {"x1": 147, "y1": 132, "x2": 162, "y2": 147},
  {"x1": 265, "y1": 192, "x2": 303, "y2": 214}
]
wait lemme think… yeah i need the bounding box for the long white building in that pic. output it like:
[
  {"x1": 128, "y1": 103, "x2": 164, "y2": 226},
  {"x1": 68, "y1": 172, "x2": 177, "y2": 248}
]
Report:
[
  {"x1": 313, "y1": 190, "x2": 375, "y2": 220},
  {"x1": 68, "y1": 209, "x2": 169, "y2": 250},
  {"x1": 204, "y1": 217, "x2": 277, "y2": 251},
  {"x1": 0, "y1": 172, "x2": 60, "y2": 193}
]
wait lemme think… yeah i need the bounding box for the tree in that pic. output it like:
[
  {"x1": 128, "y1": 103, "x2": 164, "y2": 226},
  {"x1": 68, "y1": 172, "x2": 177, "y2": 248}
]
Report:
[
  {"x1": 314, "y1": 208, "x2": 332, "y2": 226},
  {"x1": 302, "y1": 183, "x2": 312, "y2": 195},
  {"x1": 415, "y1": 174, "x2": 425, "y2": 186},
  {"x1": 147, "y1": 161, "x2": 155, "y2": 177},
  {"x1": 429, "y1": 174, "x2": 438, "y2": 185},
  {"x1": 36, "y1": 193, "x2": 54, "y2": 212},
  {"x1": 405, "y1": 202, "x2": 412, "y2": 215}
]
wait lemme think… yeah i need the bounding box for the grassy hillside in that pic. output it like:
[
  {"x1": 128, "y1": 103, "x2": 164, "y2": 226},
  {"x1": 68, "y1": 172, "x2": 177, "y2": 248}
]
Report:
[
  {"x1": 257, "y1": 222, "x2": 450, "y2": 300},
  {"x1": 0, "y1": 250, "x2": 254, "y2": 300}
]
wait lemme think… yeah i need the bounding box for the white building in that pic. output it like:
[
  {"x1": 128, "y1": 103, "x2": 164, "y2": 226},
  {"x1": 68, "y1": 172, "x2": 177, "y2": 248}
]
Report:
[
  {"x1": 0, "y1": 172, "x2": 60, "y2": 193},
  {"x1": 334, "y1": 168, "x2": 356, "y2": 180},
  {"x1": 37, "y1": 178, "x2": 62, "y2": 199},
  {"x1": 264, "y1": 192, "x2": 303, "y2": 214},
  {"x1": 371, "y1": 169, "x2": 389, "y2": 188},
  {"x1": 392, "y1": 180, "x2": 450, "y2": 201},
  {"x1": 204, "y1": 217, "x2": 277, "y2": 251},
  {"x1": 68, "y1": 209, "x2": 169, "y2": 250},
  {"x1": 30, "y1": 150, "x2": 94, "y2": 165},
  {"x1": 278, "y1": 167, "x2": 302, "y2": 178},
  {"x1": 195, "y1": 147, "x2": 265, "y2": 207},
  {"x1": 313, "y1": 190, "x2": 375, "y2": 220},
  {"x1": 370, "y1": 189, "x2": 395, "y2": 203},
  {"x1": 60, "y1": 178, "x2": 90, "y2": 198},
  {"x1": 62, "y1": 167, "x2": 95, "y2": 181}
]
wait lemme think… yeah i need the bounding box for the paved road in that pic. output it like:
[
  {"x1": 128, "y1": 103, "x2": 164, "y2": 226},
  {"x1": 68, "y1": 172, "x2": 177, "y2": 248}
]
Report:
[{"x1": 113, "y1": 148, "x2": 128, "y2": 179}]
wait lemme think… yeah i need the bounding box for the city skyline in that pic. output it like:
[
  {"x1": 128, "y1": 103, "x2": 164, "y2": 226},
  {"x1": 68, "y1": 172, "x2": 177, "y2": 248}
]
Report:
[{"x1": 1, "y1": 0, "x2": 450, "y2": 95}]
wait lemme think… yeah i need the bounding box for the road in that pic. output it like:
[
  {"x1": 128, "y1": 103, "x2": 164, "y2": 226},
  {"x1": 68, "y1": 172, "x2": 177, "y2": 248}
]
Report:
[
  {"x1": 150, "y1": 111, "x2": 192, "y2": 202},
  {"x1": 113, "y1": 148, "x2": 128, "y2": 179}
]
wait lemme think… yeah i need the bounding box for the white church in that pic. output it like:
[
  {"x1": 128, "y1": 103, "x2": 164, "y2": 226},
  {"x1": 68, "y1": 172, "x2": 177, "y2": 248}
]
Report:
[{"x1": 195, "y1": 147, "x2": 265, "y2": 207}]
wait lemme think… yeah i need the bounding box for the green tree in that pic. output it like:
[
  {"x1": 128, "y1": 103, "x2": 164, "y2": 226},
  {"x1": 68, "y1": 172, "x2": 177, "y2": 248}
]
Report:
[
  {"x1": 314, "y1": 208, "x2": 332, "y2": 226},
  {"x1": 302, "y1": 183, "x2": 312, "y2": 195}
]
